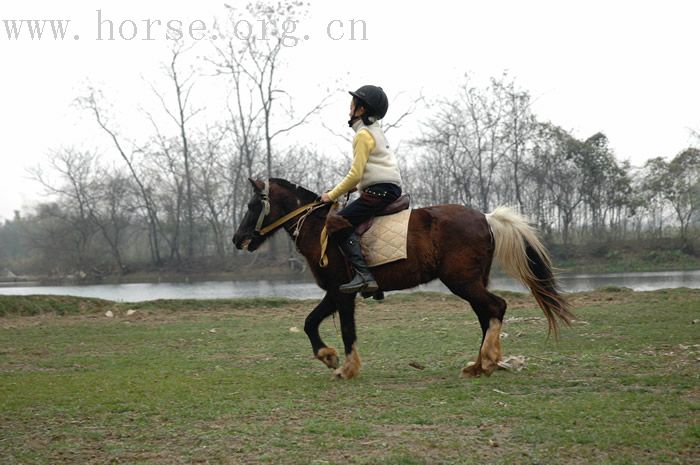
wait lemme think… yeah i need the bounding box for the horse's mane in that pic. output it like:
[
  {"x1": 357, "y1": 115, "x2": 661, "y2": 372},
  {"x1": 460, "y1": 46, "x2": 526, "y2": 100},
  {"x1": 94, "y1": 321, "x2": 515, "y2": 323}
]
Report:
[{"x1": 269, "y1": 178, "x2": 319, "y2": 204}]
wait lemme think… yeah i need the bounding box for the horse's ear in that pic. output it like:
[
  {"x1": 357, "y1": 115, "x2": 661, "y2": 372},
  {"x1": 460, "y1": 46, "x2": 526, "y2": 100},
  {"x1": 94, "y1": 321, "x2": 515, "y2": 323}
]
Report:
[{"x1": 248, "y1": 178, "x2": 264, "y2": 192}]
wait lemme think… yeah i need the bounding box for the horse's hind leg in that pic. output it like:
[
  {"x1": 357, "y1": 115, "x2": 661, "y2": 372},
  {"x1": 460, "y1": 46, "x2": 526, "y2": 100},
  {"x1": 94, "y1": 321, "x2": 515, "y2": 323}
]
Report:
[
  {"x1": 304, "y1": 293, "x2": 340, "y2": 370},
  {"x1": 443, "y1": 280, "x2": 507, "y2": 377}
]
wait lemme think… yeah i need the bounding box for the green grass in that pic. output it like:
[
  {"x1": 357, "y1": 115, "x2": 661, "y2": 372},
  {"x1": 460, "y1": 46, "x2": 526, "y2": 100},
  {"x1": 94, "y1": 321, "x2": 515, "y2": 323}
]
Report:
[
  {"x1": 1, "y1": 289, "x2": 698, "y2": 464},
  {"x1": 553, "y1": 244, "x2": 700, "y2": 273},
  {"x1": 0, "y1": 295, "x2": 114, "y2": 317},
  {"x1": 0, "y1": 294, "x2": 296, "y2": 317}
]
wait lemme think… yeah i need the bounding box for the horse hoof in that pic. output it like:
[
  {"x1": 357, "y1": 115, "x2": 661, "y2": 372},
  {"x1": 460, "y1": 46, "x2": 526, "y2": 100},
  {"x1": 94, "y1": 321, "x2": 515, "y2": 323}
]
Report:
[
  {"x1": 461, "y1": 362, "x2": 483, "y2": 378},
  {"x1": 332, "y1": 366, "x2": 357, "y2": 380},
  {"x1": 316, "y1": 347, "x2": 339, "y2": 369}
]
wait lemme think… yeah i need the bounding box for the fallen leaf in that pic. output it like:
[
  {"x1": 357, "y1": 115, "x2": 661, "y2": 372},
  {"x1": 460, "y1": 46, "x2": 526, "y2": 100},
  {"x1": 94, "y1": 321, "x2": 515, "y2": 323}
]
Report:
[
  {"x1": 289, "y1": 327, "x2": 300, "y2": 333},
  {"x1": 497, "y1": 355, "x2": 526, "y2": 372},
  {"x1": 505, "y1": 316, "x2": 544, "y2": 323},
  {"x1": 488, "y1": 439, "x2": 499, "y2": 448},
  {"x1": 408, "y1": 361, "x2": 425, "y2": 370},
  {"x1": 209, "y1": 328, "x2": 217, "y2": 334}
]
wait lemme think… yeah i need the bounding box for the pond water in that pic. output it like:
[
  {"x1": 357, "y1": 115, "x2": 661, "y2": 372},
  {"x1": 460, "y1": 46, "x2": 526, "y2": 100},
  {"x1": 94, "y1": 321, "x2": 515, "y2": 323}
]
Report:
[{"x1": 0, "y1": 270, "x2": 697, "y2": 302}]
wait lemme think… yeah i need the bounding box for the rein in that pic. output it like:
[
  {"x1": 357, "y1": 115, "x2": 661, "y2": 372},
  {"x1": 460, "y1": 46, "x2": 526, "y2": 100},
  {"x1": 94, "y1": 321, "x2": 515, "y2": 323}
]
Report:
[
  {"x1": 253, "y1": 180, "x2": 333, "y2": 266},
  {"x1": 256, "y1": 200, "x2": 323, "y2": 237}
]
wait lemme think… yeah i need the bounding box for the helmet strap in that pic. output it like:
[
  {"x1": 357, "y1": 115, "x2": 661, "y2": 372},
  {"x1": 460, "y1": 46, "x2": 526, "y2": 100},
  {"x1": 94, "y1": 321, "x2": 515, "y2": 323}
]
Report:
[{"x1": 361, "y1": 115, "x2": 376, "y2": 125}]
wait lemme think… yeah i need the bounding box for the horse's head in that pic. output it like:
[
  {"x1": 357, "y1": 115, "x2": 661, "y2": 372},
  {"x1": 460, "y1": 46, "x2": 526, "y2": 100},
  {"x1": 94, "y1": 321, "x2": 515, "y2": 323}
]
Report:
[
  {"x1": 233, "y1": 178, "x2": 319, "y2": 252},
  {"x1": 233, "y1": 178, "x2": 274, "y2": 252}
]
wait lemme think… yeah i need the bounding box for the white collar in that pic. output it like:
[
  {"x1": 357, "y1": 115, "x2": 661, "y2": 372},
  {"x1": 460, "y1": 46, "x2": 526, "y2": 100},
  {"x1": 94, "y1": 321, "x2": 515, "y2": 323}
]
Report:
[
  {"x1": 351, "y1": 119, "x2": 364, "y2": 132},
  {"x1": 351, "y1": 118, "x2": 377, "y2": 133}
]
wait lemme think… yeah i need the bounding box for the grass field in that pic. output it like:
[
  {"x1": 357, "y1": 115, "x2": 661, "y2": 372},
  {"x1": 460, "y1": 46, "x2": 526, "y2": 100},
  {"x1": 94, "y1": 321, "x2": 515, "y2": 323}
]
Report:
[{"x1": 1, "y1": 288, "x2": 698, "y2": 465}]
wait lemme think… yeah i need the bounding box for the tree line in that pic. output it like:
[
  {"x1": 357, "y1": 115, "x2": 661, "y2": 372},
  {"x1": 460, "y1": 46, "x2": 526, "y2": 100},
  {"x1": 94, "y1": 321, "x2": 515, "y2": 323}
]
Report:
[
  {"x1": 411, "y1": 75, "x2": 699, "y2": 250},
  {"x1": 1, "y1": 4, "x2": 698, "y2": 279}
]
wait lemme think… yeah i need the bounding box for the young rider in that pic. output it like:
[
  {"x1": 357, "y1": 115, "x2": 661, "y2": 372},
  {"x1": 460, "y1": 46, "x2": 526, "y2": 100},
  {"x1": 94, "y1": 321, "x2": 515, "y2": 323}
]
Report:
[{"x1": 321, "y1": 85, "x2": 403, "y2": 294}]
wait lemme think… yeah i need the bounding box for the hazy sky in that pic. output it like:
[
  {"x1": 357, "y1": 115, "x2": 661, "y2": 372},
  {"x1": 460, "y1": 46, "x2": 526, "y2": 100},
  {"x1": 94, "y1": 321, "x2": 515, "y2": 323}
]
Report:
[{"x1": 1, "y1": 0, "x2": 698, "y2": 221}]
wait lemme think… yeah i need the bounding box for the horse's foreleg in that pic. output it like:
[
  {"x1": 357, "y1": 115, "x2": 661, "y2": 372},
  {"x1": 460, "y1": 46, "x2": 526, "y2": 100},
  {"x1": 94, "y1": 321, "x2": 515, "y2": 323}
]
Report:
[
  {"x1": 333, "y1": 294, "x2": 361, "y2": 380},
  {"x1": 304, "y1": 293, "x2": 339, "y2": 369}
]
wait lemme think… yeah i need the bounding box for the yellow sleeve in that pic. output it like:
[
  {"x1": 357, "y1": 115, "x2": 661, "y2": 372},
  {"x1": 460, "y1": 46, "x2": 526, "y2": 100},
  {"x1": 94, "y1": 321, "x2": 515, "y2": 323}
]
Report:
[{"x1": 327, "y1": 129, "x2": 376, "y2": 201}]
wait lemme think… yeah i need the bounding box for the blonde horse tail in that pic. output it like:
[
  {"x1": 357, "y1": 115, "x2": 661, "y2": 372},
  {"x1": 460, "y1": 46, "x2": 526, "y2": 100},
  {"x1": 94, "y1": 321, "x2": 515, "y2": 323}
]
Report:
[{"x1": 485, "y1": 206, "x2": 574, "y2": 337}]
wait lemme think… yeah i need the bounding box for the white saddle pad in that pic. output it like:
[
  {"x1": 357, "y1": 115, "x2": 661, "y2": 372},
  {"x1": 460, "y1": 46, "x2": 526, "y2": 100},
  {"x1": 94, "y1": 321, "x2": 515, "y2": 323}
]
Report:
[{"x1": 360, "y1": 209, "x2": 411, "y2": 267}]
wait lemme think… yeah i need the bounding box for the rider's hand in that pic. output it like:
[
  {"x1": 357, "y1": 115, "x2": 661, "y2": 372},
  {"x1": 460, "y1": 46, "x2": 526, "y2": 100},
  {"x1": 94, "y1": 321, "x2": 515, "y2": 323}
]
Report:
[{"x1": 321, "y1": 192, "x2": 332, "y2": 203}]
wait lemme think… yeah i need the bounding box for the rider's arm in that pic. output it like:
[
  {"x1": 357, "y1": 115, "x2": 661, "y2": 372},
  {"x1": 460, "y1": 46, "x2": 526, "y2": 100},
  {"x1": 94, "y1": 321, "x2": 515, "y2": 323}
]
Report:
[{"x1": 327, "y1": 130, "x2": 375, "y2": 201}]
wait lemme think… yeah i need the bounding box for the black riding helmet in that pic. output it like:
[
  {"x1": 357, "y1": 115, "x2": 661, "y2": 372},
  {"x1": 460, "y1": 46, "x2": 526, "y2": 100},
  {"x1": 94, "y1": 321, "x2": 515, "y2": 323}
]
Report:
[{"x1": 349, "y1": 85, "x2": 389, "y2": 120}]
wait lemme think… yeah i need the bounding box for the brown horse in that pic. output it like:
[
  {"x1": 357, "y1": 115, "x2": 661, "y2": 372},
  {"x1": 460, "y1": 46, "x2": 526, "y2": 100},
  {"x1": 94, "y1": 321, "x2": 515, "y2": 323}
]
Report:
[{"x1": 233, "y1": 178, "x2": 573, "y2": 379}]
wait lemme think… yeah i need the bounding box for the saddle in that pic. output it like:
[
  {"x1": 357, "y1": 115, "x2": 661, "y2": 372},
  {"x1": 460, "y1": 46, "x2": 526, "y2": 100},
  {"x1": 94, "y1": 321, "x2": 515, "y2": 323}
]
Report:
[
  {"x1": 321, "y1": 194, "x2": 411, "y2": 302},
  {"x1": 358, "y1": 194, "x2": 410, "y2": 301},
  {"x1": 355, "y1": 194, "x2": 411, "y2": 236}
]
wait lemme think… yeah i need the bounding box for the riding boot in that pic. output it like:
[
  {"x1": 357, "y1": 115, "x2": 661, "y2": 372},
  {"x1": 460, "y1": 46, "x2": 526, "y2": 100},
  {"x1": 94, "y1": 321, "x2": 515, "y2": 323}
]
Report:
[{"x1": 338, "y1": 232, "x2": 379, "y2": 294}]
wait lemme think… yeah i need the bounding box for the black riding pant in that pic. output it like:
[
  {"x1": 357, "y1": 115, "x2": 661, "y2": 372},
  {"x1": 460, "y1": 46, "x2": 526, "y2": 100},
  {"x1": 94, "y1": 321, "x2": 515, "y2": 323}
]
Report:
[{"x1": 335, "y1": 183, "x2": 402, "y2": 241}]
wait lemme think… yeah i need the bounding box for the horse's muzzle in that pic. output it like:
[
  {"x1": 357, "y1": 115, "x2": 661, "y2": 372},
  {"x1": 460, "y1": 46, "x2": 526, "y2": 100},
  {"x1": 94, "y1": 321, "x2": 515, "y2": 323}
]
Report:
[{"x1": 233, "y1": 234, "x2": 255, "y2": 251}]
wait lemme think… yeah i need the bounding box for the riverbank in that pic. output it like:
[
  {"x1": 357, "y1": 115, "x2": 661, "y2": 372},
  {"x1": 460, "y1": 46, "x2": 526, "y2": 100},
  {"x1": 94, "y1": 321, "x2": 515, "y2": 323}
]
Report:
[
  {"x1": 0, "y1": 264, "x2": 307, "y2": 287},
  {"x1": 1, "y1": 269, "x2": 699, "y2": 302},
  {"x1": 2, "y1": 240, "x2": 699, "y2": 286},
  {"x1": 553, "y1": 246, "x2": 700, "y2": 273},
  {"x1": 1, "y1": 289, "x2": 698, "y2": 464}
]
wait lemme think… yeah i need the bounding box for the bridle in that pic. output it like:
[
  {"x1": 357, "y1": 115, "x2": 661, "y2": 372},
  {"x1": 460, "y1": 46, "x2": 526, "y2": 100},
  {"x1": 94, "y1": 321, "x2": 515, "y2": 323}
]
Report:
[
  {"x1": 253, "y1": 181, "x2": 272, "y2": 234},
  {"x1": 253, "y1": 180, "x2": 323, "y2": 237},
  {"x1": 251, "y1": 180, "x2": 333, "y2": 267}
]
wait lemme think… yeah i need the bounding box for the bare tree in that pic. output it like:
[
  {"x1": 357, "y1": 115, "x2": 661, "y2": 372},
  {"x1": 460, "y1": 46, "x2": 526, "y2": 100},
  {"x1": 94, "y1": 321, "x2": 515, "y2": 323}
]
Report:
[
  {"x1": 644, "y1": 148, "x2": 700, "y2": 247},
  {"x1": 503, "y1": 84, "x2": 536, "y2": 211},
  {"x1": 141, "y1": 118, "x2": 186, "y2": 263},
  {"x1": 29, "y1": 149, "x2": 133, "y2": 274},
  {"x1": 531, "y1": 124, "x2": 586, "y2": 246},
  {"x1": 29, "y1": 148, "x2": 98, "y2": 272},
  {"x1": 192, "y1": 123, "x2": 232, "y2": 260},
  {"x1": 210, "y1": 1, "x2": 330, "y2": 178},
  {"x1": 92, "y1": 168, "x2": 133, "y2": 273},
  {"x1": 147, "y1": 43, "x2": 203, "y2": 262},
  {"x1": 78, "y1": 88, "x2": 163, "y2": 265},
  {"x1": 208, "y1": 1, "x2": 331, "y2": 261},
  {"x1": 413, "y1": 75, "x2": 518, "y2": 211}
]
